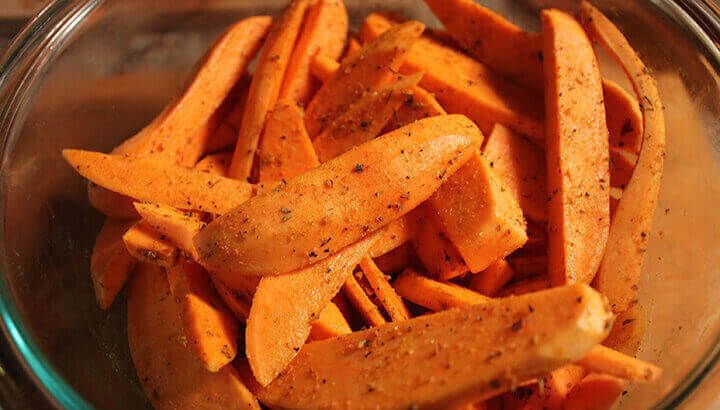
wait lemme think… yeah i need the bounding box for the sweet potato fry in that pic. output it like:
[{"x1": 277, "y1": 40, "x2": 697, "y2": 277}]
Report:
[
  {"x1": 90, "y1": 219, "x2": 137, "y2": 309},
  {"x1": 564, "y1": 373, "x2": 628, "y2": 410},
  {"x1": 411, "y1": 205, "x2": 468, "y2": 280},
  {"x1": 88, "y1": 185, "x2": 138, "y2": 219},
  {"x1": 309, "y1": 302, "x2": 353, "y2": 341},
  {"x1": 195, "y1": 152, "x2": 232, "y2": 176},
  {"x1": 367, "y1": 216, "x2": 413, "y2": 258},
  {"x1": 246, "y1": 232, "x2": 380, "y2": 386},
  {"x1": 123, "y1": 222, "x2": 177, "y2": 268},
  {"x1": 257, "y1": 100, "x2": 319, "y2": 182},
  {"x1": 229, "y1": 0, "x2": 311, "y2": 179},
  {"x1": 542, "y1": 9, "x2": 610, "y2": 286},
  {"x1": 576, "y1": 345, "x2": 661, "y2": 382},
  {"x1": 393, "y1": 268, "x2": 490, "y2": 311},
  {"x1": 195, "y1": 115, "x2": 483, "y2": 279},
  {"x1": 539, "y1": 365, "x2": 589, "y2": 409},
  {"x1": 63, "y1": 150, "x2": 256, "y2": 215},
  {"x1": 468, "y1": 259, "x2": 515, "y2": 297},
  {"x1": 610, "y1": 147, "x2": 638, "y2": 189},
  {"x1": 427, "y1": 153, "x2": 528, "y2": 273},
  {"x1": 134, "y1": 202, "x2": 205, "y2": 259},
  {"x1": 343, "y1": 273, "x2": 387, "y2": 327},
  {"x1": 483, "y1": 124, "x2": 547, "y2": 222},
  {"x1": 211, "y1": 277, "x2": 253, "y2": 321},
  {"x1": 117, "y1": 16, "x2": 271, "y2": 167},
  {"x1": 373, "y1": 242, "x2": 415, "y2": 274},
  {"x1": 279, "y1": 0, "x2": 348, "y2": 105},
  {"x1": 166, "y1": 259, "x2": 239, "y2": 372},
  {"x1": 204, "y1": 78, "x2": 251, "y2": 155},
  {"x1": 257, "y1": 284, "x2": 613, "y2": 409},
  {"x1": 127, "y1": 263, "x2": 260, "y2": 409},
  {"x1": 359, "y1": 258, "x2": 410, "y2": 321},
  {"x1": 423, "y1": 0, "x2": 643, "y2": 153},
  {"x1": 310, "y1": 54, "x2": 446, "y2": 130},
  {"x1": 305, "y1": 21, "x2": 424, "y2": 136},
  {"x1": 603, "y1": 305, "x2": 645, "y2": 355},
  {"x1": 360, "y1": 13, "x2": 544, "y2": 140},
  {"x1": 581, "y1": 2, "x2": 666, "y2": 313},
  {"x1": 313, "y1": 72, "x2": 423, "y2": 162}
]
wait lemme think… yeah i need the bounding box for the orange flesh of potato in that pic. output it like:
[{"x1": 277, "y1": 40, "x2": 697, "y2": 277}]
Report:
[
  {"x1": 123, "y1": 222, "x2": 177, "y2": 268},
  {"x1": 195, "y1": 114, "x2": 483, "y2": 279},
  {"x1": 195, "y1": 152, "x2": 232, "y2": 177},
  {"x1": 359, "y1": 257, "x2": 411, "y2": 321},
  {"x1": 581, "y1": 2, "x2": 666, "y2": 314},
  {"x1": 257, "y1": 284, "x2": 612, "y2": 409},
  {"x1": 308, "y1": 302, "x2": 353, "y2": 341},
  {"x1": 127, "y1": 263, "x2": 260, "y2": 410},
  {"x1": 63, "y1": 150, "x2": 256, "y2": 215},
  {"x1": 427, "y1": 152, "x2": 528, "y2": 273},
  {"x1": 410, "y1": 204, "x2": 468, "y2": 280},
  {"x1": 305, "y1": 21, "x2": 425, "y2": 136},
  {"x1": 564, "y1": 373, "x2": 628, "y2": 410},
  {"x1": 468, "y1": 258, "x2": 515, "y2": 297},
  {"x1": 367, "y1": 215, "x2": 414, "y2": 258},
  {"x1": 483, "y1": 123, "x2": 547, "y2": 222},
  {"x1": 246, "y1": 232, "x2": 380, "y2": 386},
  {"x1": 134, "y1": 202, "x2": 206, "y2": 260},
  {"x1": 542, "y1": 9, "x2": 610, "y2": 286},
  {"x1": 360, "y1": 13, "x2": 544, "y2": 141},
  {"x1": 393, "y1": 268, "x2": 490, "y2": 311},
  {"x1": 343, "y1": 272, "x2": 388, "y2": 327},
  {"x1": 228, "y1": 0, "x2": 311, "y2": 179},
  {"x1": 90, "y1": 219, "x2": 137, "y2": 309}
]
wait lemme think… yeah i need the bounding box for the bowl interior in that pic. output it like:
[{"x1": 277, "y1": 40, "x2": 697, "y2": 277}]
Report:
[{"x1": 1, "y1": 0, "x2": 720, "y2": 408}]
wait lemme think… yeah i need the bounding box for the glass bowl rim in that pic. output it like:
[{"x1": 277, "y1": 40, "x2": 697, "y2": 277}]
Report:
[{"x1": 0, "y1": 0, "x2": 719, "y2": 408}]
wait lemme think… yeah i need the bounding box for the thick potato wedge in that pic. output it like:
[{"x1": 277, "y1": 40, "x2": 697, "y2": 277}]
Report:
[{"x1": 90, "y1": 219, "x2": 137, "y2": 309}]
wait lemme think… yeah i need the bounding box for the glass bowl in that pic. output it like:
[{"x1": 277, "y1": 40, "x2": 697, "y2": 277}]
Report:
[{"x1": 1, "y1": 0, "x2": 719, "y2": 408}]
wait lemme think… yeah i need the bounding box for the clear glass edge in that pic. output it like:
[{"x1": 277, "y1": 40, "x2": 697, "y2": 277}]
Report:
[{"x1": 0, "y1": 0, "x2": 717, "y2": 408}]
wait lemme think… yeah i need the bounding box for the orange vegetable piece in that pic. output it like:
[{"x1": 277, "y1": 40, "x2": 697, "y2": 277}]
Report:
[
  {"x1": 279, "y1": 0, "x2": 348, "y2": 105},
  {"x1": 204, "y1": 78, "x2": 251, "y2": 155},
  {"x1": 508, "y1": 255, "x2": 548, "y2": 279},
  {"x1": 313, "y1": 72, "x2": 423, "y2": 162},
  {"x1": 309, "y1": 302, "x2": 353, "y2": 341},
  {"x1": 483, "y1": 124, "x2": 547, "y2": 222},
  {"x1": 564, "y1": 373, "x2": 628, "y2": 410},
  {"x1": 393, "y1": 268, "x2": 490, "y2": 311},
  {"x1": 257, "y1": 284, "x2": 612, "y2": 408},
  {"x1": 166, "y1": 259, "x2": 239, "y2": 372},
  {"x1": 123, "y1": 222, "x2": 177, "y2": 268},
  {"x1": 610, "y1": 147, "x2": 637, "y2": 189},
  {"x1": 134, "y1": 202, "x2": 205, "y2": 260},
  {"x1": 305, "y1": 21, "x2": 424, "y2": 136},
  {"x1": 211, "y1": 277, "x2": 253, "y2": 322},
  {"x1": 127, "y1": 263, "x2": 260, "y2": 409},
  {"x1": 581, "y1": 2, "x2": 666, "y2": 314},
  {"x1": 195, "y1": 115, "x2": 483, "y2": 279},
  {"x1": 256, "y1": 100, "x2": 319, "y2": 182},
  {"x1": 367, "y1": 216, "x2": 414, "y2": 258},
  {"x1": 88, "y1": 185, "x2": 138, "y2": 219},
  {"x1": 468, "y1": 259, "x2": 515, "y2": 297},
  {"x1": 576, "y1": 345, "x2": 662, "y2": 382},
  {"x1": 411, "y1": 205, "x2": 468, "y2": 280},
  {"x1": 603, "y1": 305, "x2": 645, "y2": 355},
  {"x1": 542, "y1": 9, "x2": 610, "y2": 286},
  {"x1": 343, "y1": 272, "x2": 387, "y2": 327},
  {"x1": 342, "y1": 35, "x2": 362, "y2": 62},
  {"x1": 195, "y1": 152, "x2": 232, "y2": 177},
  {"x1": 63, "y1": 150, "x2": 256, "y2": 215},
  {"x1": 373, "y1": 242, "x2": 415, "y2": 274},
  {"x1": 359, "y1": 258, "x2": 410, "y2": 321},
  {"x1": 246, "y1": 232, "x2": 380, "y2": 386},
  {"x1": 604, "y1": 79, "x2": 644, "y2": 154},
  {"x1": 228, "y1": 1, "x2": 311, "y2": 179},
  {"x1": 498, "y1": 278, "x2": 550, "y2": 297},
  {"x1": 90, "y1": 219, "x2": 137, "y2": 309},
  {"x1": 427, "y1": 153, "x2": 528, "y2": 273},
  {"x1": 360, "y1": 13, "x2": 544, "y2": 140}
]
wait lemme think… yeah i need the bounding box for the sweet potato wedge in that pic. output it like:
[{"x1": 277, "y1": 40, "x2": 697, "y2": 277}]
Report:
[
  {"x1": 542, "y1": 9, "x2": 610, "y2": 286},
  {"x1": 257, "y1": 100, "x2": 319, "y2": 182},
  {"x1": 279, "y1": 0, "x2": 348, "y2": 104},
  {"x1": 134, "y1": 202, "x2": 206, "y2": 259},
  {"x1": 483, "y1": 124, "x2": 547, "y2": 222},
  {"x1": 166, "y1": 259, "x2": 239, "y2": 372},
  {"x1": 411, "y1": 204, "x2": 468, "y2": 280},
  {"x1": 90, "y1": 219, "x2": 137, "y2": 309},
  {"x1": 581, "y1": 2, "x2": 666, "y2": 313},
  {"x1": 63, "y1": 150, "x2": 256, "y2": 215},
  {"x1": 373, "y1": 242, "x2": 415, "y2": 274},
  {"x1": 576, "y1": 345, "x2": 661, "y2": 382},
  {"x1": 604, "y1": 79, "x2": 643, "y2": 154},
  {"x1": 313, "y1": 72, "x2": 423, "y2": 162},
  {"x1": 246, "y1": 232, "x2": 380, "y2": 386},
  {"x1": 123, "y1": 222, "x2": 177, "y2": 268},
  {"x1": 257, "y1": 284, "x2": 613, "y2": 409},
  {"x1": 229, "y1": 0, "x2": 311, "y2": 179},
  {"x1": 127, "y1": 263, "x2": 260, "y2": 410},
  {"x1": 309, "y1": 302, "x2": 353, "y2": 341},
  {"x1": 195, "y1": 115, "x2": 483, "y2": 279},
  {"x1": 116, "y1": 16, "x2": 271, "y2": 167},
  {"x1": 564, "y1": 373, "x2": 628, "y2": 410},
  {"x1": 468, "y1": 259, "x2": 515, "y2": 297},
  {"x1": 88, "y1": 185, "x2": 138, "y2": 219},
  {"x1": 195, "y1": 152, "x2": 232, "y2": 177},
  {"x1": 393, "y1": 268, "x2": 490, "y2": 311},
  {"x1": 427, "y1": 153, "x2": 528, "y2": 273},
  {"x1": 359, "y1": 258, "x2": 410, "y2": 321},
  {"x1": 211, "y1": 277, "x2": 253, "y2": 321},
  {"x1": 360, "y1": 13, "x2": 544, "y2": 140},
  {"x1": 304, "y1": 21, "x2": 424, "y2": 136},
  {"x1": 204, "y1": 78, "x2": 251, "y2": 155},
  {"x1": 343, "y1": 273, "x2": 387, "y2": 327},
  {"x1": 610, "y1": 147, "x2": 638, "y2": 189},
  {"x1": 367, "y1": 216, "x2": 414, "y2": 258}
]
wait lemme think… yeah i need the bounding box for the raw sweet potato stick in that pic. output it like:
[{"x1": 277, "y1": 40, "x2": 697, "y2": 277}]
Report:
[
  {"x1": 90, "y1": 220, "x2": 137, "y2": 309},
  {"x1": 359, "y1": 258, "x2": 411, "y2": 321}
]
